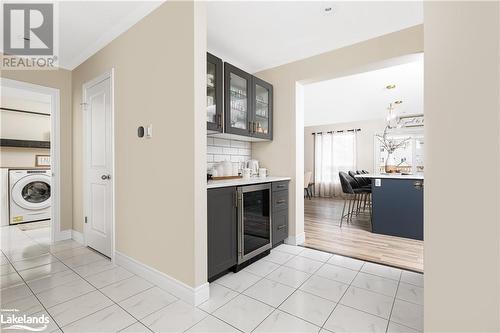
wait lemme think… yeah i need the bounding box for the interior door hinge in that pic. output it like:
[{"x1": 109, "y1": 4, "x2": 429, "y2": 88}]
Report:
[{"x1": 84, "y1": 216, "x2": 88, "y2": 224}]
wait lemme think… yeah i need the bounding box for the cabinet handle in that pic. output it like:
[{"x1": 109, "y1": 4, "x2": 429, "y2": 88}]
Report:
[
  {"x1": 277, "y1": 199, "x2": 286, "y2": 204},
  {"x1": 277, "y1": 225, "x2": 286, "y2": 230},
  {"x1": 414, "y1": 181, "x2": 423, "y2": 189},
  {"x1": 217, "y1": 114, "x2": 222, "y2": 128},
  {"x1": 253, "y1": 122, "x2": 257, "y2": 133},
  {"x1": 277, "y1": 185, "x2": 285, "y2": 188}
]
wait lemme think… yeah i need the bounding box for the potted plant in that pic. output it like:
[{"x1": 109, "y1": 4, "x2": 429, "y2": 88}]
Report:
[{"x1": 376, "y1": 125, "x2": 410, "y2": 173}]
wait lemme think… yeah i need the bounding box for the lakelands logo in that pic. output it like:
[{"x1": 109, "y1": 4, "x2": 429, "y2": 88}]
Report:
[
  {"x1": 2, "y1": 2, "x2": 58, "y2": 70},
  {"x1": 1, "y1": 309, "x2": 50, "y2": 331}
]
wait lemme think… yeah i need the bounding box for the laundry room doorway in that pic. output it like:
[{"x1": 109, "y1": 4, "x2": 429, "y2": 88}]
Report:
[{"x1": 0, "y1": 78, "x2": 61, "y2": 245}]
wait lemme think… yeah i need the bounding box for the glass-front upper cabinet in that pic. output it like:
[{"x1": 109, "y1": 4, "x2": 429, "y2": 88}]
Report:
[
  {"x1": 224, "y1": 63, "x2": 252, "y2": 136},
  {"x1": 207, "y1": 53, "x2": 223, "y2": 133},
  {"x1": 252, "y1": 77, "x2": 273, "y2": 140}
]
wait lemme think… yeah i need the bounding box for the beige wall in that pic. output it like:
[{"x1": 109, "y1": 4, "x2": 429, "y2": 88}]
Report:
[
  {"x1": 72, "y1": 1, "x2": 207, "y2": 288},
  {"x1": 0, "y1": 148, "x2": 50, "y2": 168},
  {"x1": 0, "y1": 66, "x2": 73, "y2": 231},
  {"x1": 253, "y1": 25, "x2": 423, "y2": 242},
  {"x1": 424, "y1": 2, "x2": 500, "y2": 331},
  {"x1": 304, "y1": 119, "x2": 386, "y2": 180}
]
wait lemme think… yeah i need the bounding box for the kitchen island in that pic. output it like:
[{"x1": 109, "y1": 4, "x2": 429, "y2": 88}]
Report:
[{"x1": 356, "y1": 174, "x2": 424, "y2": 240}]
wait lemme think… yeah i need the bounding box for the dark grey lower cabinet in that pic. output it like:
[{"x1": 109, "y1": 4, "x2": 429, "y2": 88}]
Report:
[
  {"x1": 272, "y1": 182, "x2": 289, "y2": 246},
  {"x1": 207, "y1": 187, "x2": 237, "y2": 281}
]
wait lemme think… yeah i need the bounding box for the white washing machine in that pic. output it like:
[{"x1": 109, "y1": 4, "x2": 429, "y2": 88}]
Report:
[{"x1": 9, "y1": 169, "x2": 51, "y2": 225}]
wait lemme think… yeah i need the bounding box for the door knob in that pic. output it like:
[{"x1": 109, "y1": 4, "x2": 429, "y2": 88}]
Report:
[{"x1": 101, "y1": 174, "x2": 111, "y2": 180}]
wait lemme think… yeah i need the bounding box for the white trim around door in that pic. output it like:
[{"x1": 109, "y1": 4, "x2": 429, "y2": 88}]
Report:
[
  {"x1": 0, "y1": 78, "x2": 61, "y2": 244},
  {"x1": 82, "y1": 69, "x2": 116, "y2": 261}
]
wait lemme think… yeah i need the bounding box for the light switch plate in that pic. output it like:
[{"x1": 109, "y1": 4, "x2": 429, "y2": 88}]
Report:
[
  {"x1": 145, "y1": 124, "x2": 153, "y2": 138},
  {"x1": 375, "y1": 178, "x2": 381, "y2": 187}
]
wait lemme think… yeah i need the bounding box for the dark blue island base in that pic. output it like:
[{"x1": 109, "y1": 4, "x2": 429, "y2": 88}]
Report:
[{"x1": 371, "y1": 178, "x2": 424, "y2": 241}]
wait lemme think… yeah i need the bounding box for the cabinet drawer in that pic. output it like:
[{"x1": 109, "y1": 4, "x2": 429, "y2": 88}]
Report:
[
  {"x1": 273, "y1": 212, "x2": 288, "y2": 246},
  {"x1": 272, "y1": 190, "x2": 288, "y2": 212},
  {"x1": 272, "y1": 181, "x2": 288, "y2": 192}
]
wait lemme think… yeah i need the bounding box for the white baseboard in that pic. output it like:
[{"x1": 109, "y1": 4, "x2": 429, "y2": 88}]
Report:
[
  {"x1": 72, "y1": 230, "x2": 85, "y2": 244},
  {"x1": 54, "y1": 229, "x2": 72, "y2": 242},
  {"x1": 285, "y1": 232, "x2": 305, "y2": 246},
  {"x1": 114, "y1": 251, "x2": 209, "y2": 306}
]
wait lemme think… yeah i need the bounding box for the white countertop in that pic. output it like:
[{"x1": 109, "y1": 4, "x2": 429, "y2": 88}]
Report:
[
  {"x1": 355, "y1": 173, "x2": 424, "y2": 180},
  {"x1": 207, "y1": 176, "x2": 291, "y2": 189}
]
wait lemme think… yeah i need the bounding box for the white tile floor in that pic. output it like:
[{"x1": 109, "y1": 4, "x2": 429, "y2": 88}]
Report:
[{"x1": 0, "y1": 226, "x2": 423, "y2": 332}]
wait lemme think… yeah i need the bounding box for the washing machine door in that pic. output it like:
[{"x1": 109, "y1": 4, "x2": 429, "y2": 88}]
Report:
[{"x1": 12, "y1": 174, "x2": 51, "y2": 210}]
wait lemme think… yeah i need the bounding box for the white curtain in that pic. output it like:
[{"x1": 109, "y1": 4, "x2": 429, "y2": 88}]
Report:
[{"x1": 314, "y1": 131, "x2": 357, "y2": 197}]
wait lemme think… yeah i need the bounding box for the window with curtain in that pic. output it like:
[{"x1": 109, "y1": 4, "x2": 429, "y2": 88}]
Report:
[{"x1": 314, "y1": 131, "x2": 357, "y2": 197}]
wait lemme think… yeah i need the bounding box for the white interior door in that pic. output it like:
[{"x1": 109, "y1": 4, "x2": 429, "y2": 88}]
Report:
[{"x1": 84, "y1": 74, "x2": 113, "y2": 257}]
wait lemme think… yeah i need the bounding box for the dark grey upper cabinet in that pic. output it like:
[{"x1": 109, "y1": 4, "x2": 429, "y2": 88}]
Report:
[
  {"x1": 207, "y1": 53, "x2": 223, "y2": 133},
  {"x1": 207, "y1": 187, "x2": 238, "y2": 281},
  {"x1": 224, "y1": 62, "x2": 253, "y2": 137},
  {"x1": 251, "y1": 76, "x2": 273, "y2": 140},
  {"x1": 223, "y1": 62, "x2": 274, "y2": 140}
]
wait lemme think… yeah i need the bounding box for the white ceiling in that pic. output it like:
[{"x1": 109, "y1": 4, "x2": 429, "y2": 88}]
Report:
[
  {"x1": 0, "y1": 1, "x2": 164, "y2": 70},
  {"x1": 207, "y1": 1, "x2": 423, "y2": 73},
  {"x1": 304, "y1": 55, "x2": 424, "y2": 127}
]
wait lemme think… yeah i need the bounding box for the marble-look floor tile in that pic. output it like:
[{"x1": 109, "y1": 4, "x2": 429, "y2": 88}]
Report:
[
  {"x1": 62, "y1": 304, "x2": 136, "y2": 333},
  {"x1": 266, "y1": 266, "x2": 311, "y2": 288},
  {"x1": 299, "y1": 275, "x2": 348, "y2": 302},
  {"x1": 324, "y1": 304, "x2": 388, "y2": 333},
  {"x1": 213, "y1": 294, "x2": 274, "y2": 333},
  {"x1": 1, "y1": 263, "x2": 16, "y2": 276},
  {"x1": 284, "y1": 256, "x2": 324, "y2": 274},
  {"x1": 298, "y1": 248, "x2": 332, "y2": 262},
  {"x1": 86, "y1": 266, "x2": 134, "y2": 288},
  {"x1": 6, "y1": 245, "x2": 49, "y2": 262},
  {"x1": 400, "y1": 271, "x2": 423, "y2": 288},
  {"x1": 198, "y1": 283, "x2": 238, "y2": 313},
  {"x1": 254, "y1": 309, "x2": 319, "y2": 333},
  {"x1": 185, "y1": 315, "x2": 240, "y2": 333},
  {"x1": 72, "y1": 259, "x2": 116, "y2": 277},
  {"x1": 396, "y1": 282, "x2": 423, "y2": 305},
  {"x1": 18, "y1": 261, "x2": 69, "y2": 282},
  {"x1": 119, "y1": 322, "x2": 151, "y2": 333},
  {"x1": 340, "y1": 286, "x2": 394, "y2": 319},
  {"x1": 36, "y1": 277, "x2": 95, "y2": 308},
  {"x1": 263, "y1": 251, "x2": 295, "y2": 265},
  {"x1": 328, "y1": 255, "x2": 364, "y2": 271},
  {"x1": 119, "y1": 286, "x2": 177, "y2": 319},
  {"x1": 279, "y1": 289, "x2": 336, "y2": 327},
  {"x1": 215, "y1": 270, "x2": 261, "y2": 293},
  {"x1": 361, "y1": 262, "x2": 401, "y2": 281},
  {"x1": 27, "y1": 269, "x2": 80, "y2": 294},
  {"x1": 243, "y1": 278, "x2": 295, "y2": 307},
  {"x1": 60, "y1": 252, "x2": 106, "y2": 268},
  {"x1": 273, "y1": 244, "x2": 305, "y2": 255},
  {"x1": 100, "y1": 276, "x2": 153, "y2": 302},
  {"x1": 0, "y1": 283, "x2": 32, "y2": 303},
  {"x1": 351, "y1": 272, "x2": 399, "y2": 297},
  {"x1": 47, "y1": 290, "x2": 113, "y2": 327},
  {"x1": 315, "y1": 263, "x2": 357, "y2": 284},
  {"x1": 0, "y1": 272, "x2": 24, "y2": 289},
  {"x1": 11, "y1": 254, "x2": 59, "y2": 271},
  {"x1": 1, "y1": 294, "x2": 43, "y2": 315},
  {"x1": 243, "y1": 259, "x2": 280, "y2": 277},
  {"x1": 52, "y1": 247, "x2": 96, "y2": 260},
  {"x1": 390, "y1": 299, "x2": 423, "y2": 331},
  {"x1": 387, "y1": 321, "x2": 421, "y2": 333},
  {"x1": 142, "y1": 300, "x2": 208, "y2": 333},
  {"x1": 49, "y1": 240, "x2": 83, "y2": 253}
]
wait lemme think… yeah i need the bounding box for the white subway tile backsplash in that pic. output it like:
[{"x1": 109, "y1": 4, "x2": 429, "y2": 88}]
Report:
[
  {"x1": 207, "y1": 138, "x2": 252, "y2": 172},
  {"x1": 213, "y1": 138, "x2": 231, "y2": 147}
]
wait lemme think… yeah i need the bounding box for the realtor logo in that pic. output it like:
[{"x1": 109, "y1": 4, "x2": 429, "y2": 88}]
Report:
[
  {"x1": 2, "y1": 2, "x2": 58, "y2": 69},
  {"x1": 4, "y1": 3, "x2": 53, "y2": 55}
]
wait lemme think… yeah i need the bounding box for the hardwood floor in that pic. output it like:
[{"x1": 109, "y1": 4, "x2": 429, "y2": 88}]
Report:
[{"x1": 303, "y1": 197, "x2": 424, "y2": 272}]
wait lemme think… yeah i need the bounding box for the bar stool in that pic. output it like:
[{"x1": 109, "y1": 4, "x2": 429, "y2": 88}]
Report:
[{"x1": 339, "y1": 172, "x2": 370, "y2": 226}]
